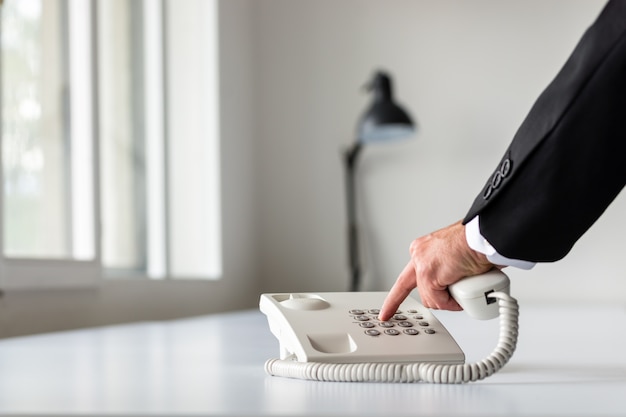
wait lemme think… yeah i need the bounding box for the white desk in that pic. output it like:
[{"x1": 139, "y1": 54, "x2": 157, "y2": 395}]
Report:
[{"x1": 0, "y1": 303, "x2": 625, "y2": 416}]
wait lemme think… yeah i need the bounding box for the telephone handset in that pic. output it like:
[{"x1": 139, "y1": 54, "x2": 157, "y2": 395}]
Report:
[{"x1": 260, "y1": 269, "x2": 519, "y2": 384}]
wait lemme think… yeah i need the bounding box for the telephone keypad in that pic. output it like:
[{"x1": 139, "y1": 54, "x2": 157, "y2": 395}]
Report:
[{"x1": 350, "y1": 307, "x2": 432, "y2": 337}]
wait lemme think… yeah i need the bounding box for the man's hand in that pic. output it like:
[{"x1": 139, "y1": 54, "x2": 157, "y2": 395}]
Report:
[{"x1": 379, "y1": 220, "x2": 498, "y2": 321}]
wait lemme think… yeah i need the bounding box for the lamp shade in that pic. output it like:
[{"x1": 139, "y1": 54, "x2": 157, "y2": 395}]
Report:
[{"x1": 357, "y1": 71, "x2": 415, "y2": 144}]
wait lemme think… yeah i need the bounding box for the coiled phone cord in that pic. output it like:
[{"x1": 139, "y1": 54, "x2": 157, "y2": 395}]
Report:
[{"x1": 264, "y1": 292, "x2": 518, "y2": 383}]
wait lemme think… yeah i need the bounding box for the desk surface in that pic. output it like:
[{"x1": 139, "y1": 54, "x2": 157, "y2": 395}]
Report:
[{"x1": 0, "y1": 303, "x2": 625, "y2": 416}]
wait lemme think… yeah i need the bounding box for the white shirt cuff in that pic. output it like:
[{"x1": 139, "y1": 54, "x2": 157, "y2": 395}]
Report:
[{"x1": 465, "y1": 216, "x2": 535, "y2": 270}]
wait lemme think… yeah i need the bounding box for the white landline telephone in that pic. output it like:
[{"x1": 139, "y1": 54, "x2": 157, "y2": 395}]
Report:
[{"x1": 260, "y1": 269, "x2": 519, "y2": 384}]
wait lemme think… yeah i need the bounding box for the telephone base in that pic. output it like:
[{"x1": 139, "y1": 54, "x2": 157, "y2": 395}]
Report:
[{"x1": 260, "y1": 292, "x2": 464, "y2": 364}]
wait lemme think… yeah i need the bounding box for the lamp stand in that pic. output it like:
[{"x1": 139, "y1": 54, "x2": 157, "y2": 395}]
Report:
[{"x1": 343, "y1": 142, "x2": 363, "y2": 292}]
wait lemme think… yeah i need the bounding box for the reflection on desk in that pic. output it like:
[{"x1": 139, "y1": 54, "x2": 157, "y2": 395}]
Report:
[{"x1": 0, "y1": 305, "x2": 624, "y2": 416}]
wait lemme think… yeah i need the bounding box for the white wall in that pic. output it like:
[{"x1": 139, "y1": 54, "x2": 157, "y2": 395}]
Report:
[{"x1": 250, "y1": 0, "x2": 626, "y2": 304}]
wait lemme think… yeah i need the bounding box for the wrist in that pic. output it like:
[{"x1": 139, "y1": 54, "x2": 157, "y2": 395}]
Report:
[
  {"x1": 464, "y1": 216, "x2": 535, "y2": 270},
  {"x1": 463, "y1": 225, "x2": 498, "y2": 271}
]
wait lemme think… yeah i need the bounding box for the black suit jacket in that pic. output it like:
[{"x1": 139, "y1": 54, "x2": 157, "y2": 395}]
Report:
[{"x1": 463, "y1": 0, "x2": 626, "y2": 262}]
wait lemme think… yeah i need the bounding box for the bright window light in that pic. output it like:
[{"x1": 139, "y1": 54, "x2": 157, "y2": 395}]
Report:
[
  {"x1": 1, "y1": 0, "x2": 222, "y2": 287},
  {"x1": 165, "y1": 0, "x2": 222, "y2": 279},
  {"x1": 68, "y1": 0, "x2": 95, "y2": 261}
]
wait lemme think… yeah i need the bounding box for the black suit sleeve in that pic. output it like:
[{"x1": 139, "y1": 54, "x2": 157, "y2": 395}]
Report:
[{"x1": 462, "y1": 0, "x2": 626, "y2": 262}]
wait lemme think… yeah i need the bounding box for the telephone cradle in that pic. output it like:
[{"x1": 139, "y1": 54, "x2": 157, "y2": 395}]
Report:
[{"x1": 260, "y1": 270, "x2": 519, "y2": 384}]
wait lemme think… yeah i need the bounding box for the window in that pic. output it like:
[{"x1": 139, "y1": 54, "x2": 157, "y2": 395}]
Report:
[{"x1": 0, "y1": 0, "x2": 221, "y2": 289}]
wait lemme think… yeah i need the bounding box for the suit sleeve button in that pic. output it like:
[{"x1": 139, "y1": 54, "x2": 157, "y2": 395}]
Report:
[
  {"x1": 491, "y1": 171, "x2": 503, "y2": 188},
  {"x1": 483, "y1": 185, "x2": 493, "y2": 200},
  {"x1": 500, "y1": 158, "x2": 511, "y2": 177}
]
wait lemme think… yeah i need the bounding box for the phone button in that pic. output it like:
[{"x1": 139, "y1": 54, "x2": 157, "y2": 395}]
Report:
[{"x1": 364, "y1": 329, "x2": 381, "y2": 336}]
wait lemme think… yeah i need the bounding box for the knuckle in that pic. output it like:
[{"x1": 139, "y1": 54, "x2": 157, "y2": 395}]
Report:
[
  {"x1": 409, "y1": 238, "x2": 424, "y2": 257},
  {"x1": 409, "y1": 239, "x2": 418, "y2": 255}
]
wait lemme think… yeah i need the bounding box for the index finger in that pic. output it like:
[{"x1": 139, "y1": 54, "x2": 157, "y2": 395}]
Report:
[{"x1": 379, "y1": 260, "x2": 416, "y2": 321}]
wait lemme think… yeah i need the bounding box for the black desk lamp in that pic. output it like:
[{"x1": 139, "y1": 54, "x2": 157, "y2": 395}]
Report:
[{"x1": 343, "y1": 70, "x2": 415, "y2": 292}]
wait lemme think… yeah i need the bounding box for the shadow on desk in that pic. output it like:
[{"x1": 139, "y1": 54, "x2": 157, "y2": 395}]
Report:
[
  {"x1": 258, "y1": 305, "x2": 626, "y2": 416},
  {"x1": 261, "y1": 364, "x2": 626, "y2": 416}
]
